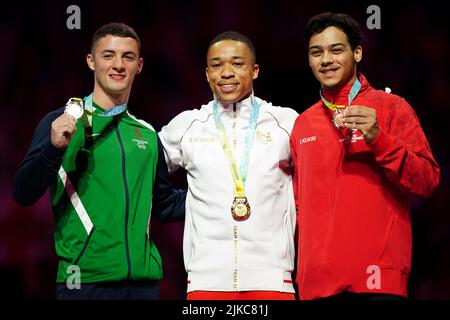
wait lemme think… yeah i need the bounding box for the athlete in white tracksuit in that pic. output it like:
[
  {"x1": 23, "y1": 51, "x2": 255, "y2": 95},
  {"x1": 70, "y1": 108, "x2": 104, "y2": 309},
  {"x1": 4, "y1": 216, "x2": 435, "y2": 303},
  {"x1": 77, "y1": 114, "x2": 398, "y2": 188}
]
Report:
[
  {"x1": 159, "y1": 31, "x2": 298, "y2": 298},
  {"x1": 160, "y1": 94, "x2": 298, "y2": 294}
]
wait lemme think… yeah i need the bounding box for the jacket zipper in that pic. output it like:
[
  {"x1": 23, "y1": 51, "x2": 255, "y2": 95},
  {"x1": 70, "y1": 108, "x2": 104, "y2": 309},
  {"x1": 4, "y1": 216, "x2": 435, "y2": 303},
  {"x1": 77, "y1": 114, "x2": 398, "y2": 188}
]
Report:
[
  {"x1": 232, "y1": 102, "x2": 238, "y2": 290},
  {"x1": 233, "y1": 225, "x2": 238, "y2": 291},
  {"x1": 232, "y1": 102, "x2": 237, "y2": 148},
  {"x1": 115, "y1": 120, "x2": 132, "y2": 280}
]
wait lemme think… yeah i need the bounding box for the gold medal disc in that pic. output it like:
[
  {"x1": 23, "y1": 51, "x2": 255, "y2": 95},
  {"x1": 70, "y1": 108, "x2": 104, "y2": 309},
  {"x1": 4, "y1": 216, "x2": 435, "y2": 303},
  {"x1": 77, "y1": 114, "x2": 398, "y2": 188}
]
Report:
[{"x1": 231, "y1": 197, "x2": 251, "y2": 221}]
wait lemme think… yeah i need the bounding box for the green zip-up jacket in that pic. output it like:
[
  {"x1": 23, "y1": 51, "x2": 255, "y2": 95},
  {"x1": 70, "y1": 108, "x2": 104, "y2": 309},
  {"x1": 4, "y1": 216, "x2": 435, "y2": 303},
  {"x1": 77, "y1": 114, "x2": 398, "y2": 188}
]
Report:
[{"x1": 13, "y1": 103, "x2": 186, "y2": 284}]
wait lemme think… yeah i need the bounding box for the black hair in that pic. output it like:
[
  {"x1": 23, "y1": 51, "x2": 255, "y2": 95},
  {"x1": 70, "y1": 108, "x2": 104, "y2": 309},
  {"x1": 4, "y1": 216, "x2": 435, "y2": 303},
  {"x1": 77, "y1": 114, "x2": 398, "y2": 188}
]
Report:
[
  {"x1": 207, "y1": 31, "x2": 256, "y2": 63},
  {"x1": 305, "y1": 12, "x2": 362, "y2": 51},
  {"x1": 91, "y1": 22, "x2": 141, "y2": 55}
]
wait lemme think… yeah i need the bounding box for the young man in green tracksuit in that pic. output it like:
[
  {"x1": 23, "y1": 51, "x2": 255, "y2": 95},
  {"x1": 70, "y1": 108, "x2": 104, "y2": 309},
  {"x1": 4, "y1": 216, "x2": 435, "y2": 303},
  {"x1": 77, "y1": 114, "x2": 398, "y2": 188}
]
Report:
[{"x1": 12, "y1": 22, "x2": 186, "y2": 300}]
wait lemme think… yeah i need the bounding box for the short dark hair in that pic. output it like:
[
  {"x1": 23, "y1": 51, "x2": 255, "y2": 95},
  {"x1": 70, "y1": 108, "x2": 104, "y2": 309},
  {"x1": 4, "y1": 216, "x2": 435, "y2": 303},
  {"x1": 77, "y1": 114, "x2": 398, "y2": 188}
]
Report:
[
  {"x1": 91, "y1": 22, "x2": 141, "y2": 55},
  {"x1": 207, "y1": 31, "x2": 256, "y2": 64},
  {"x1": 305, "y1": 12, "x2": 362, "y2": 51}
]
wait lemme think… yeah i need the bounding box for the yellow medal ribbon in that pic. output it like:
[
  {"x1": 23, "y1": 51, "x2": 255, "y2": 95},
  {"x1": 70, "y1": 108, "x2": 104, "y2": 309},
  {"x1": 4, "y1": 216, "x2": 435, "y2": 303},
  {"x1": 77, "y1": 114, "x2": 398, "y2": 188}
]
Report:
[
  {"x1": 320, "y1": 95, "x2": 346, "y2": 111},
  {"x1": 212, "y1": 98, "x2": 260, "y2": 198},
  {"x1": 319, "y1": 77, "x2": 362, "y2": 111},
  {"x1": 219, "y1": 129, "x2": 245, "y2": 197}
]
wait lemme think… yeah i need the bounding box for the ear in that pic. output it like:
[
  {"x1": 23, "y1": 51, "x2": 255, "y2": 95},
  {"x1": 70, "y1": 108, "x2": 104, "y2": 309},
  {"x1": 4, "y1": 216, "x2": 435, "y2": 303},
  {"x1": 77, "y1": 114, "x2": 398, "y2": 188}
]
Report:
[
  {"x1": 205, "y1": 67, "x2": 210, "y2": 83},
  {"x1": 252, "y1": 64, "x2": 260, "y2": 80},
  {"x1": 354, "y1": 45, "x2": 363, "y2": 63},
  {"x1": 86, "y1": 54, "x2": 95, "y2": 71},
  {"x1": 136, "y1": 57, "x2": 144, "y2": 74}
]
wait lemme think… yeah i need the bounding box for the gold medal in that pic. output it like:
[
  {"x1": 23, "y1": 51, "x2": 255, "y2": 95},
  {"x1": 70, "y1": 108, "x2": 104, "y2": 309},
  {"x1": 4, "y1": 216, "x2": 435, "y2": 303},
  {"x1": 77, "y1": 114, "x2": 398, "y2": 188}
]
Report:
[{"x1": 231, "y1": 196, "x2": 251, "y2": 221}]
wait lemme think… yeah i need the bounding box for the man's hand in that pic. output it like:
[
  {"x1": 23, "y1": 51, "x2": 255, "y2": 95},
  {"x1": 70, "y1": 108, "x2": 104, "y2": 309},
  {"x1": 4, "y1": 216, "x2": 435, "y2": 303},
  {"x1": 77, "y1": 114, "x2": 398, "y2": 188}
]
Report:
[
  {"x1": 342, "y1": 105, "x2": 380, "y2": 143},
  {"x1": 51, "y1": 114, "x2": 77, "y2": 149}
]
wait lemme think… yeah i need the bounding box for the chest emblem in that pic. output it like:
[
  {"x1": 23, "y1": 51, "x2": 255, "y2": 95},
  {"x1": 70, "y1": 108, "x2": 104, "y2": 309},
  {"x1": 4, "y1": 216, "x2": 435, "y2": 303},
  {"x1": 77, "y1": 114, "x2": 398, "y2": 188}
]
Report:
[{"x1": 256, "y1": 131, "x2": 272, "y2": 143}]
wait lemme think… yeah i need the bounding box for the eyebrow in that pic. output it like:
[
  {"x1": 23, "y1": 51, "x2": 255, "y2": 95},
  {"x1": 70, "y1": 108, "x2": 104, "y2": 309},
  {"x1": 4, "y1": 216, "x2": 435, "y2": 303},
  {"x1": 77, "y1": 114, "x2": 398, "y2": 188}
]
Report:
[
  {"x1": 210, "y1": 55, "x2": 245, "y2": 61},
  {"x1": 100, "y1": 50, "x2": 137, "y2": 56},
  {"x1": 309, "y1": 43, "x2": 346, "y2": 50}
]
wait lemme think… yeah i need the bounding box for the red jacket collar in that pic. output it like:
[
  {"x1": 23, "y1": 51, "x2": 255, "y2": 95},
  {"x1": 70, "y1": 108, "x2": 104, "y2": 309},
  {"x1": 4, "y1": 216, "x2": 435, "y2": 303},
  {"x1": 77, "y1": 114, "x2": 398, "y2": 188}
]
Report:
[{"x1": 321, "y1": 73, "x2": 370, "y2": 106}]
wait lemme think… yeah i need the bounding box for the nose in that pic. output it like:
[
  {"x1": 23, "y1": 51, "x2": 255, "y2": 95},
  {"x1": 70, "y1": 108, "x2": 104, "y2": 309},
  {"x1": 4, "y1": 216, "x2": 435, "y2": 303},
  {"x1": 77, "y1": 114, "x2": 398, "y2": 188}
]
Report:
[
  {"x1": 112, "y1": 57, "x2": 125, "y2": 72},
  {"x1": 221, "y1": 63, "x2": 234, "y2": 79},
  {"x1": 321, "y1": 51, "x2": 333, "y2": 66}
]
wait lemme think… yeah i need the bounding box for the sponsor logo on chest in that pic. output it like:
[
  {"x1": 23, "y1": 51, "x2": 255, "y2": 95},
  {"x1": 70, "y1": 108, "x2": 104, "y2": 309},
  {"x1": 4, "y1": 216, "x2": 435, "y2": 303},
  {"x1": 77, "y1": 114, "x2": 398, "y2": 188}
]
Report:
[
  {"x1": 299, "y1": 135, "x2": 317, "y2": 145},
  {"x1": 189, "y1": 136, "x2": 218, "y2": 143},
  {"x1": 256, "y1": 130, "x2": 272, "y2": 144},
  {"x1": 132, "y1": 139, "x2": 148, "y2": 149},
  {"x1": 132, "y1": 128, "x2": 148, "y2": 149}
]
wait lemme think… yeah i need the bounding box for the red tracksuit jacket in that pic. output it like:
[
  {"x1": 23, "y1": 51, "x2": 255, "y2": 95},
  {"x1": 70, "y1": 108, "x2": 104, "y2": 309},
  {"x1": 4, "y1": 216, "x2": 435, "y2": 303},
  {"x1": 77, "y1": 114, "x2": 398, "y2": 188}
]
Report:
[{"x1": 290, "y1": 73, "x2": 440, "y2": 299}]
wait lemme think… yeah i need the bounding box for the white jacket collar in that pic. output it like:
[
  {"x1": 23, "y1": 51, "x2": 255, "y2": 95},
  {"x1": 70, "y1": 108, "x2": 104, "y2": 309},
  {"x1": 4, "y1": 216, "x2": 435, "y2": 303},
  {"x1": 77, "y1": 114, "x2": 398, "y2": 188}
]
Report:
[{"x1": 214, "y1": 92, "x2": 255, "y2": 114}]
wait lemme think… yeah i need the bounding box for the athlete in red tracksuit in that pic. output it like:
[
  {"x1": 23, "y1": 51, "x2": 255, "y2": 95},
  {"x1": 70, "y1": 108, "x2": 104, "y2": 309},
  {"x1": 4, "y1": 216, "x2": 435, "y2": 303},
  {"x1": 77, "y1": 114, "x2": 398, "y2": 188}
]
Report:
[{"x1": 291, "y1": 13, "x2": 440, "y2": 300}]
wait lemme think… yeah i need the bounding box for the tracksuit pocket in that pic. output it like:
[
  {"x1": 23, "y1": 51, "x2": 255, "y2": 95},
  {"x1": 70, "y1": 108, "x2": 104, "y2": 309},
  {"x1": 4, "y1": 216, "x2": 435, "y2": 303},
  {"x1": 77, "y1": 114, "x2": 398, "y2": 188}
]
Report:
[
  {"x1": 72, "y1": 227, "x2": 95, "y2": 266},
  {"x1": 377, "y1": 215, "x2": 396, "y2": 263}
]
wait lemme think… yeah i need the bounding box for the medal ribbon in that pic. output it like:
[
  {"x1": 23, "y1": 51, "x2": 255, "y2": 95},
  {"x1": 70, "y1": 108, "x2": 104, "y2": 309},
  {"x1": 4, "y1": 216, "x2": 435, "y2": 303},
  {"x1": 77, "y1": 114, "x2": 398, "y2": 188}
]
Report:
[
  {"x1": 319, "y1": 77, "x2": 361, "y2": 111},
  {"x1": 83, "y1": 93, "x2": 128, "y2": 126},
  {"x1": 212, "y1": 97, "x2": 260, "y2": 198}
]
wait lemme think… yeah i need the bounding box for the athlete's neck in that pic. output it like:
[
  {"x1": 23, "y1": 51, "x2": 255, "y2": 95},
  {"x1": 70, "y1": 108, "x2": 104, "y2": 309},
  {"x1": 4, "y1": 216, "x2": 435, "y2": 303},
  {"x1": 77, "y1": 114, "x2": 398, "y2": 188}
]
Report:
[
  {"x1": 92, "y1": 88, "x2": 129, "y2": 110},
  {"x1": 217, "y1": 92, "x2": 253, "y2": 109},
  {"x1": 322, "y1": 73, "x2": 358, "y2": 101}
]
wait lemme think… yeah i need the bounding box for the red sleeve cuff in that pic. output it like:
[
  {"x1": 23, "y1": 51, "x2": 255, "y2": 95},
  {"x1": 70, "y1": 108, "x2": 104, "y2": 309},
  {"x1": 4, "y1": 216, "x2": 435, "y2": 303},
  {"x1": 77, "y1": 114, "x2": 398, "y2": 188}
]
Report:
[{"x1": 366, "y1": 127, "x2": 395, "y2": 158}]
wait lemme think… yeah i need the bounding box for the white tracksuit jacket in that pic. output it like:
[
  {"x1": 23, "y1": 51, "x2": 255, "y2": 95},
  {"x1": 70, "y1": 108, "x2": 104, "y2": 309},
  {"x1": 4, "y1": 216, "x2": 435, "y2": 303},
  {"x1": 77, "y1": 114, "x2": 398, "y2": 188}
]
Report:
[{"x1": 159, "y1": 94, "x2": 298, "y2": 293}]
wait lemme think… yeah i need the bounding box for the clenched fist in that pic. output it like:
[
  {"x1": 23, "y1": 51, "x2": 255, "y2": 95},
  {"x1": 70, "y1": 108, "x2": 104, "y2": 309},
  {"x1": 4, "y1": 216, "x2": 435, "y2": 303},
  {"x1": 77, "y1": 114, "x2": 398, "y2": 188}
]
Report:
[{"x1": 51, "y1": 114, "x2": 78, "y2": 149}]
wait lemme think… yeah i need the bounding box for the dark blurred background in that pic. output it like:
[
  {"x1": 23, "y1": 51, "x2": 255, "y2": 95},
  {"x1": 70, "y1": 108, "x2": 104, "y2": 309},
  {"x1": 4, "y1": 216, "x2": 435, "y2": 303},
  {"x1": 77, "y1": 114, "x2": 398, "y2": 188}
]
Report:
[{"x1": 1, "y1": 0, "x2": 449, "y2": 299}]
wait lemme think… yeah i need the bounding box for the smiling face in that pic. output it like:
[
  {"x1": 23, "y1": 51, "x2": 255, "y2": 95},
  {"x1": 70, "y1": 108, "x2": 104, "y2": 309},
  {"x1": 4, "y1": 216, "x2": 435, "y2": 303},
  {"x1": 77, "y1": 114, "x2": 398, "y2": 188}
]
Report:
[
  {"x1": 206, "y1": 40, "x2": 259, "y2": 104},
  {"x1": 86, "y1": 35, "x2": 143, "y2": 103},
  {"x1": 308, "y1": 26, "x2": 362, "y2": 89}
]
